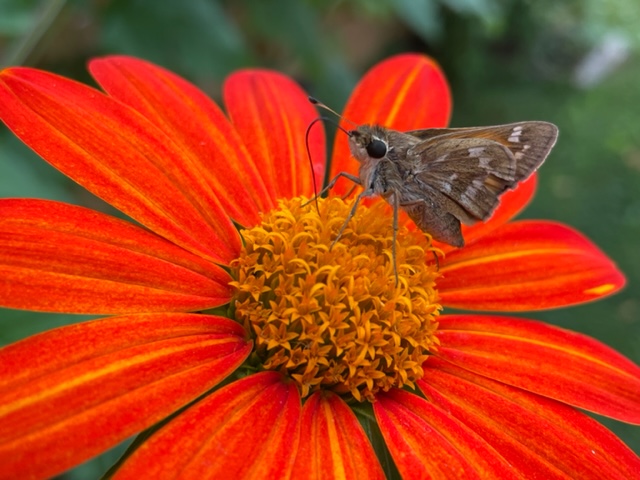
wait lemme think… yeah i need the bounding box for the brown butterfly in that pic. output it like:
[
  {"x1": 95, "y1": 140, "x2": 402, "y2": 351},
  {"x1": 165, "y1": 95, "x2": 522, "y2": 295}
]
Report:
[{"x1": 309, "y1": 98, "x2": 559, "y2": 281}]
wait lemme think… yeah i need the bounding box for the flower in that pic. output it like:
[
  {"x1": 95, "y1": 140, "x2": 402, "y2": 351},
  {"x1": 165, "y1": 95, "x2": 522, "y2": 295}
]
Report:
[{"x1": 0, "y1": 54, "x2": 638, "y2": 479}]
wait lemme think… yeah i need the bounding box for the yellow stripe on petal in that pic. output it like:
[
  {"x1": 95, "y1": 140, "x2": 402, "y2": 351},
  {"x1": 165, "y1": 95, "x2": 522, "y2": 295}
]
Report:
[
  {"x1": 583, "y1": 283, "x2": 617, "y2": 296},
  {"x1": 292, "y1": 392, "x2": 385, "y2": 480}
]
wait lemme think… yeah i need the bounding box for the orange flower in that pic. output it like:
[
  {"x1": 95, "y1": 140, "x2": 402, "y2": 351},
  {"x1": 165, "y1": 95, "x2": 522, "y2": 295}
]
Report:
[{"x1": 0, "y1": 54, "x2": 638, "y2": 479}]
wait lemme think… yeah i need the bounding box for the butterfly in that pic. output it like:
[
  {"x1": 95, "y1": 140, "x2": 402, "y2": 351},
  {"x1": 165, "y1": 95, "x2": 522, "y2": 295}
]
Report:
[{"x1": 309, "y1": 98, "x2": 559, "y2": 282}]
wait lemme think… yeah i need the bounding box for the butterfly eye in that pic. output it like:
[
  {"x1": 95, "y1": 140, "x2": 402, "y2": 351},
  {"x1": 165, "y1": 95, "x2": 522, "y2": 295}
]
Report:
[{"x1": 366, "y1": 138, "x2": 387, "y2": 159}]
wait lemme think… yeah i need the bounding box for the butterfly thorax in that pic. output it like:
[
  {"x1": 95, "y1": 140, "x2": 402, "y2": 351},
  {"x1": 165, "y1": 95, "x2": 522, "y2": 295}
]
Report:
[{"x1": 348, "y1": 125, "x2": 420, "y2": 198}]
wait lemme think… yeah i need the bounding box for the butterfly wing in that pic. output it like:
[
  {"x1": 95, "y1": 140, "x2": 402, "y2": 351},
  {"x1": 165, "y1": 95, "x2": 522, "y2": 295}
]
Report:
[
  {"x1": 406, "y1": 137, "x2": 520, "y2": 224},
  {"x1": 407, "y1": 121, "x2": 558, "y2": 179},
  {"x1": 398, "y1": 188, "x2": 467, "y2": 247}
]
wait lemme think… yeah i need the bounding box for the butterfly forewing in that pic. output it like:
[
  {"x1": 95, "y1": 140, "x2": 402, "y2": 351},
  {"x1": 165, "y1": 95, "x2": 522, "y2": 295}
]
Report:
[{"x1": 407, "y1": 121, "x2": 559, "y2": 180}]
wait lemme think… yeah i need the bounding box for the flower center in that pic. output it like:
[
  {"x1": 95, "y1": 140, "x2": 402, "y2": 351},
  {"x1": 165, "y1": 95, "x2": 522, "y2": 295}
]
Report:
[{"x1": 230, "y1": 197, "x2": 441, "y2": 402}]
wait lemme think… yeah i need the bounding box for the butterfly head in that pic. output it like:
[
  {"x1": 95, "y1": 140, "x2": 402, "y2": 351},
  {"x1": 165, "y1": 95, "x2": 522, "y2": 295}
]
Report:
[{"x1": 348, "y1": 125, "x2": 390, "y2": 163}]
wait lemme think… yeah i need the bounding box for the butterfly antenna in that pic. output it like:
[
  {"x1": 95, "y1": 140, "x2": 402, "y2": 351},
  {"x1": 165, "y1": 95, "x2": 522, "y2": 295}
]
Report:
[
  {"x1": 308, "y1": 96, "x2": 358, "y2": 128},
  {"x1": 305, "y1": 118, "x2": 324, "y2": 214},
  {"x1": 305, "y1": 109, "x2": 354, "y2": 215}
]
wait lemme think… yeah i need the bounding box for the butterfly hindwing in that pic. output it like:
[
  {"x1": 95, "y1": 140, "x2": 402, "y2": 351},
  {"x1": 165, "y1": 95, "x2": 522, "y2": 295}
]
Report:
[{"x1": 407, "y1": 137, "x2": 518, "y2": 222}]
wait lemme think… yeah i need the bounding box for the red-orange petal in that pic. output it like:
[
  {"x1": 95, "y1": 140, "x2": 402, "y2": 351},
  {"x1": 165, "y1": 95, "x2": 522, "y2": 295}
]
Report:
[
  {"x1": 419, "y1": 358, "x2": 640, "y2": 479},
  {"x1": 224, "y1": 70, "x2": 326, "y2": 201},
  {"x1": 291, "y1": 392, "x2": 385, "y2": 480},
  {"x1": 330, "y1": 54, "x2": 451, "y2": 194},
  {"x1": 0, "y1": 66, "x2": 240, "y2": 263},
  {"x1": 113, "y1": 372, "x2": 301, "y2": 480},
  {"x1": 435, "y1": 315, "x2": 640, "y2": 423},
  {"x1": 0, "y1": 313, "x2": 251, "y2": 480},
  {"x1": 89, "y1": 55, "x2": 273, "y2": 227},
  {"x1": 0, "y1": 199, "x2": 232, "y2": 314},
  {"x1": 438, "y1": 220, "x2": 625, "y2": 311},
  {"x1": 374, "y1": 389, "x2": 519, "y2": 480}
]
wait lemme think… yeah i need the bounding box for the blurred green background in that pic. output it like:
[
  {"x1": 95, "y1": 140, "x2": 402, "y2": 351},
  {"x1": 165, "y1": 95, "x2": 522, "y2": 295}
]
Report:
[{"x1": 1, "y1": 0, "x2": 639, "y2": 477}]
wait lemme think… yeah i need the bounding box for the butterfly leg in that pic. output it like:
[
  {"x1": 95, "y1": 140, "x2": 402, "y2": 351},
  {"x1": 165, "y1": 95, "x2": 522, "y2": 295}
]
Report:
[
  {"x1": 330, "y1": 189, "x2": 366, "y2": 250},
  {"x1": 301, "y1": 172, "x2": 362, "y2": 209},
  {"x1": 391, "y1": 191, "x2": 400, "y2": 287}
]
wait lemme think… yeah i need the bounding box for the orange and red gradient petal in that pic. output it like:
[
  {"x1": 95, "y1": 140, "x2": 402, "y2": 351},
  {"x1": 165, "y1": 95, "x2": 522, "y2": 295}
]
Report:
[
  {"x1": 0, "y1": 313, "x2": 250, "y2": 480},
  {"x1": 292, "y1": 392, "x2": 385, "y2": 480},
  {"x1": 438, "y1": 220, "x2": 625, "y2": 311},
  {"x1": 89, "y1": 56, "x2": 272, "y2": 227},
  {"x1": 435, "y1": 315, "x2": 640, "y2": 423},
  {"x1": 224, "y1": 70, "x2": 326, "y2": 201},
  {"x1": 0, "y1": 199, "x2": 232, "y2": 314},
  {"x1": 113, "y1": 372, "x2": 300, "y2": 480},
  {"x1": 419, "y1": 359, "x2": 640, "y2": 479},
  {"x1": 330, "y1": 54, "x2": 451, "y2": 194},
  {"x1": 0, "y1": 67, "x2": 240, "y2": 263},
  {"x1": 374, "y1": 389, "x2": 519, "y2": 480}
]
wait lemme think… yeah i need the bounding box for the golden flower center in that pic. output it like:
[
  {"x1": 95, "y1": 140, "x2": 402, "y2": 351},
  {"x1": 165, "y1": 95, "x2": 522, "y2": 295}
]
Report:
[{"x1": 230, "y1": 197, "x2": 441, "y2": 402}]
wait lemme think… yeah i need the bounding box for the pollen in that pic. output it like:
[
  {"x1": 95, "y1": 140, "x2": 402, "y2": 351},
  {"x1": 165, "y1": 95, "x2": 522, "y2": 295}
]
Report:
[{"x1": 230, "y1": 197, "x2": 441, "y2": 402}]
